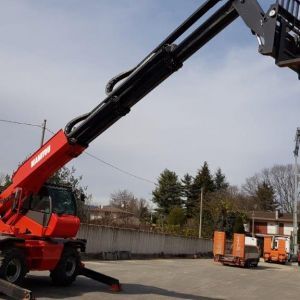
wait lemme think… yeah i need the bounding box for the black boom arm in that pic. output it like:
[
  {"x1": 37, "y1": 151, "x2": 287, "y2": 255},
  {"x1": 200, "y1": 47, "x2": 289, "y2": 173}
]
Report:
[{"x1": 66, "y1": 0, "x2": 300, "y2": 146}]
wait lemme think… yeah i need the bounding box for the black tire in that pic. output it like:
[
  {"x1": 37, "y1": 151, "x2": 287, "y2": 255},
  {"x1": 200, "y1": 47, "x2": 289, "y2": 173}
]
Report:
[
  {"x1": 50, "y1": 247, "x2": 80, "y2": 286},
  {"x1": 252, "y1": 260, "x2": 259, "y2": 267},
  {"x1": 0, "y1": 248, "x2": 28, "y2": 285}
]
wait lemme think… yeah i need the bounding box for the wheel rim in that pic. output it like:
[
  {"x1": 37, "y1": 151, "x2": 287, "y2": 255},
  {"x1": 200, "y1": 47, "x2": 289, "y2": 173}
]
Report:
[
  {"x1": 65, "y1": 257, "x2": 76, "y2": 277},
  {"x1": 6, "y1": 258, "x2": 21, "y2": 283}
]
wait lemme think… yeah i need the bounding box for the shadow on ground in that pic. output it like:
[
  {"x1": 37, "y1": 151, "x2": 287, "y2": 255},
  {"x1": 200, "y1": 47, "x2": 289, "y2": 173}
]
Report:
[
  {"x1": 253, "y1": 265, "x2": 281, "y2": 270},
  {"x1": 14, "y1": 275, "x2": 224, "y2": 300},
  {"x1": 120, "y1": 283, "x2": 223, "y2": 300},
  {"x1": 216, "y1": 264, "x2": 281, "y2": 271}
]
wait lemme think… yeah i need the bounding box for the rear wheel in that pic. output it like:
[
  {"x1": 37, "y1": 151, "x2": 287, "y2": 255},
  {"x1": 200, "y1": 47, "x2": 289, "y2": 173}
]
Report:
[
  {"x1": 50, "y1": 247, "x2": 80, "y2": 286},
  {"x1": 252, "y1": 259, "x2": 259, "y2": 267},
  {"x1": 0, "y1": 248, "x2": 27, "y2": 285}
]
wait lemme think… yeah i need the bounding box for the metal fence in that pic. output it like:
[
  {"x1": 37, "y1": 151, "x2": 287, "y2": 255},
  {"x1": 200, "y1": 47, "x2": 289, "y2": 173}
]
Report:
[{"x1": 78, "y1": 224, "x2": 212, "y2": 256}]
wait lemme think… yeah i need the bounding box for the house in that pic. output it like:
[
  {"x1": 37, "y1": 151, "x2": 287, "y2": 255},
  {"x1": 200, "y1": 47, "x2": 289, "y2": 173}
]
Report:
[
  {"x1": 244, "y1": 210, "x2": 299, "y2": 238},
  {"x1": 89, "y1": 205, "x2": 140, "y2": 225}
]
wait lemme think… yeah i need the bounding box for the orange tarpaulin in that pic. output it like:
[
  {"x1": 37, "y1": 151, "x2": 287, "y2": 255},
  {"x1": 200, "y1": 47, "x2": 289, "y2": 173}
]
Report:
[
  {"x1": 232, "y1": 233, "x2": 245, "y2": 258},
  {"x1": 264, "y1": 237, "x2": 272, "y2": 254},
  {"x1": 213, "y1": 231, "x2": 225, "y2": 256}
]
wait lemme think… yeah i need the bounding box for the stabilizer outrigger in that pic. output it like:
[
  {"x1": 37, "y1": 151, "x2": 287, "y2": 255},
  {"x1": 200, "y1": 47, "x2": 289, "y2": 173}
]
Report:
[
  {"x1": 0, "y1": 279, "x2": 33, "y2": 300},
  {"x1": 0, "y1": 266, "x2": 121, "y2": 300}
]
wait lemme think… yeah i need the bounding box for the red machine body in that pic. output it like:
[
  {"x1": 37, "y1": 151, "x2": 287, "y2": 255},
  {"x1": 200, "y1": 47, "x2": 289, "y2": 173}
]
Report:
[
  {"x1": 0, "y1": 130, "x2": 85, "y2": 273},
  {"x1": 0, "y1": 130, "x2": 84, "y2": 237},
  {"x1": 0, "y1": 130, "x2": 84, "y2": 201},
  {"x1": 0, "y1": 0, "x2": 299, "y2": 293}
]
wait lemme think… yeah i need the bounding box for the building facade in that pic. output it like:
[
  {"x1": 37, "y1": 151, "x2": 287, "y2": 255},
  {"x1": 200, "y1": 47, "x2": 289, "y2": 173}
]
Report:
[{"x1": 245, "y1": 211, "x2": 299, "y2": 238}]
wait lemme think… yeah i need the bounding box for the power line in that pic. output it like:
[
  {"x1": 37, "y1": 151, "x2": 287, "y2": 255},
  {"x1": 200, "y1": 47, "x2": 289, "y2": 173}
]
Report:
[
  {"x1": 0, "y1": 118, "x2": 43, "y2": 129},
  {"x1": 0, "y1": 118, "x2": 209, "y2": 190},
  {"x1": 85, "y1": 152, "x2": 156, "y2": 185},
  {"x1": 0, "y1": 118, "x2": 56, "y2": 135},
  {"x1": 45, "y1": 127, "x2": 55, "y2": 135},
  {"x1": 0, "y1": 117, "x2": 156, "y2": 186}
]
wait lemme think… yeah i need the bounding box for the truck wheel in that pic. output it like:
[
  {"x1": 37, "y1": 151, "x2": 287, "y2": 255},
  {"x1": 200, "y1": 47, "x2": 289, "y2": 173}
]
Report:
[
  {"x1": 50, "y1": 247, "x2": 80, "y2": 286},
  {"x1": 0, "y1": 248, "x2": 27, "y2": 285},
  {"x1": 252, "y1": 260, "x2": 259, "y2": 267}
]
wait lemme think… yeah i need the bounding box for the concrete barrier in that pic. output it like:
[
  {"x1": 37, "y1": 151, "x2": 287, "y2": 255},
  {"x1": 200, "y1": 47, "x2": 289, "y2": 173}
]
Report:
[{"x1": 77, "y1": 224, "x2": 212, "y2": 256}]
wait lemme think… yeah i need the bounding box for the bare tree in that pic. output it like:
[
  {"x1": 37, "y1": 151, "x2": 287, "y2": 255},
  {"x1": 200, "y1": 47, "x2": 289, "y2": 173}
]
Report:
[
  {"x1": 243, "y1": 174, "x2": 261, "y2": 198},
  {"x1": 243, "y1": 164, "x2": 295, "y2": 213},
  {"x1": 0, "y1": 173, "x2": 11, "y2": 193},
  {"x1": 109, "y1": 190, "x2": 150, "y2": 222},
  {"x1": 262, "y1": 165, "x2": 294, "y2": 213},
  {"x1": 110, "y1": 190, "x2": 137, "y2": 211}
]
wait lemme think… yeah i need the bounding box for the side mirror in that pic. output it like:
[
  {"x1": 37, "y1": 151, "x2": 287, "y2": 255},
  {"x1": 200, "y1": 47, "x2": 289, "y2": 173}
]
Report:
[{"x1": 80, "y1": 193, "x2": 86, "y2": 202}]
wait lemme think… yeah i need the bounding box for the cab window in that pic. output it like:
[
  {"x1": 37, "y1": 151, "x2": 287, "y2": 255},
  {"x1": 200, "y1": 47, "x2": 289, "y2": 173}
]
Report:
[
  {"x1": 30, "y1": 194, "x2": 51, "y2": 213},
  {"x1": 48, "y1": 188, "x2": 76, "y2": 216}
]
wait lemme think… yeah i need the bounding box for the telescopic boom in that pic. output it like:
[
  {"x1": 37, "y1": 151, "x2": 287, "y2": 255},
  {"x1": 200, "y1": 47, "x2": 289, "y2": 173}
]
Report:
[{"x1": 1, "y1": 0, "x2": 300, "y2": 214}]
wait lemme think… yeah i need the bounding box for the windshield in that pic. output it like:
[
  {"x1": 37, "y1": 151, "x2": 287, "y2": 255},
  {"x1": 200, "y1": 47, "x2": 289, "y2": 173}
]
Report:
[
  {"x1": 30, "y1": 193, "x2": 50, "y2": 213},
  {"x1": 48, "y1": 187, "x2": 76, "y2": 215},
  {"x1": 30, "y1": 186, "x2": 76, "y2": 216}
]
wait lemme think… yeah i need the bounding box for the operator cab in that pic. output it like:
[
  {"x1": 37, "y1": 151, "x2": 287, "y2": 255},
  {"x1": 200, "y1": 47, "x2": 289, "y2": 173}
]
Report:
[
  {"x1": 21, "y1": 184, "x2": 80, "y2": 237},
  {"x1": 29, "y1": 185, "x2": 77, "y2": 216}
]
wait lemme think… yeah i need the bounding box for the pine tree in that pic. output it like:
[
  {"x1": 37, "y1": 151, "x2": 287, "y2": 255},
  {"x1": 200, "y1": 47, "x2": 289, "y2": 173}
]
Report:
[
  {"x1": 192, "y1": 162, "x2": 215, "y2": 200},
  {"x1": 255, "y1": 181, "x2": 277, "y2": 211},
  {"x1": 181, "y1": 173, "x2": 194, "y2": 218},
  {"x1": 152, "y1": 169, "x2": 182, "y2": 216},
  {"x1": 214, "y1": 168, "x2": 229, "y2": 191}
]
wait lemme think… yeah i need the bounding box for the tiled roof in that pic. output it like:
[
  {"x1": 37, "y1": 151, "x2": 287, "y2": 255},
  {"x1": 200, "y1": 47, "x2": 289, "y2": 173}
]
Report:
[
  {"x1": 246, "y1": 211, "x2": 300, "y2": 222},
  {"x1": 89, "y1": 206, "x2": 134, "y2": 215}
]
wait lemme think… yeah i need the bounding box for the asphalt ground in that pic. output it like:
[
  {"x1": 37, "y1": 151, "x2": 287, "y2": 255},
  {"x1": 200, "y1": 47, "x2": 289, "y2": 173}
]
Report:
[{"x1": 2, "y1": 259, "x2": 300, "y2": 300}]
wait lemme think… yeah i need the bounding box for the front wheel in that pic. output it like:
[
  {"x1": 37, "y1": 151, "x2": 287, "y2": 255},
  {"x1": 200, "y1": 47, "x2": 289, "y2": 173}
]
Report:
[
  {"x1": 50, "y1": 247, "x2": 80, "y2": 286},
  {"x1": 0, "y1": 248, "x2": 28, "y2": 285}
]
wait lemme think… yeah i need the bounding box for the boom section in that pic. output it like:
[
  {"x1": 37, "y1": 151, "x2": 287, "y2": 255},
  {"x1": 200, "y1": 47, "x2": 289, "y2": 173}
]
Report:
[
  {"x1": 0, "y1": 131, "x2": 85, "y2": 214},
  {"x1": 66, "y1": 0, "x2": 300, "y2": 147},
  {"x1": 2, "y1": 0, "x2": 300, "y2": 214}
]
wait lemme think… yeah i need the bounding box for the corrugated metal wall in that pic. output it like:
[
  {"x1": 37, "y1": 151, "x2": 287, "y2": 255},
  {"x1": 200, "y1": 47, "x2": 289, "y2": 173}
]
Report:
[{"x1": 78, "y1": 224, "x2": 212, "y2": 255}]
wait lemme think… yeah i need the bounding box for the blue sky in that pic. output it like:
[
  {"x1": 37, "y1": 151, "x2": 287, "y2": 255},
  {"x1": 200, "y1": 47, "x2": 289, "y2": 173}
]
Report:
[{"x1": 0, "y1": 0, "x2": 299, "y2": 204}]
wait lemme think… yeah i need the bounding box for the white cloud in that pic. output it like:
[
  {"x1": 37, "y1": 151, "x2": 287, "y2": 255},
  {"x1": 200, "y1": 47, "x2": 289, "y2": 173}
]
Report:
[{"x1": 0, "y1": 1, "x2": 299, "y2": 205}]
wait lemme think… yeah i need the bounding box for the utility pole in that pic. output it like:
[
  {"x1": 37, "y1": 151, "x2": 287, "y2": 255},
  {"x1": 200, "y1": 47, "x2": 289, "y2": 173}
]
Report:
[
  {"x1": 293, "y1": 128, "x2": 300, "y2": 255},
  {"x1": 252, "y1": 210, "x2": 255, "y2": 237},
  {"x1": 40, "y1": 119, "x2": 47, "y2": 147},
  {"x1": 199, "y1": 187, "x2": 203, "y2": 239}
]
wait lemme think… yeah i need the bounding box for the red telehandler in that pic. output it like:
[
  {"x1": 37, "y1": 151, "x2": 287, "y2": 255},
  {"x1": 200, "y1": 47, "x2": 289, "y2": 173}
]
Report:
[{"x1": 0, "y1": 0, "x2": 300, "y2": 298}]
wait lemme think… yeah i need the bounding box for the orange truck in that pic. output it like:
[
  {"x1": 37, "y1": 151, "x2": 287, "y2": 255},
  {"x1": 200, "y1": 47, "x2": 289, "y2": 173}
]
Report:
[
  {"x1": 263, "y1": 236, "x2": 288, "y2": 264},
  {"x1": 213, "y1": 231, "x2": 260, "y2": 267}
]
